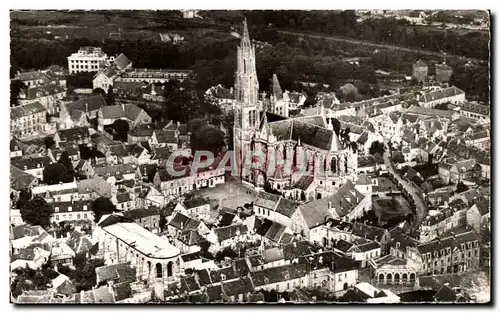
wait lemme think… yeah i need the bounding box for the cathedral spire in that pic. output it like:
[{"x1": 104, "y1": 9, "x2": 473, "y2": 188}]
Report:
[
  {"x1": 242, "y1": 18, "x2": 250, "y2": 44},
  {"x1": 271, "y1": 74, "x2": 283, "y2": 100}
]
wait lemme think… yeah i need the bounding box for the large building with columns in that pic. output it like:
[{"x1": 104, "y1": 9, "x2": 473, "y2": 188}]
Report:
[
  {"x1": 93, "y1": 215, "x2": 181, "y2": 284},
  {"x1": 369, "y1": 254, "x2": 419, "y2": 287},
  {"x1": 232, "y1": 19, "x2": 357, "y2": 192}
]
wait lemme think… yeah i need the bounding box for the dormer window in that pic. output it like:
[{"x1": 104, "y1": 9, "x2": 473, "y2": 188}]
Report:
[
  {"x1": 68, "y1": 207, "x2": 72, "y2": 212},
  {"x1": 83, "y1": 205, "x2": 88, "y2": 211},
  {"x1": 55, "y1": 207, "x2": 59, "y2": 213}
]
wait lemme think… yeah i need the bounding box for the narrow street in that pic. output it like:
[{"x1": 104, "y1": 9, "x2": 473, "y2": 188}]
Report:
[{"x1": 381, "y1": 139, "x2": 429, "y2": 232}]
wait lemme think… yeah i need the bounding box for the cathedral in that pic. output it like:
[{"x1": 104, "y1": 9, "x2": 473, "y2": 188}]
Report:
[{"x1": 233, "y1": 20, "x2": 358, "y2": 195}]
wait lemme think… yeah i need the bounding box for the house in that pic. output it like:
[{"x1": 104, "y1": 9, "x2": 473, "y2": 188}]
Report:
[
  {"x1": 113, "y1": 53, "x2": 133, "y2": 71},
  {"x1": 178, "y1": 197, "x2": 211, "y2": 221},
  {"x1": 351, "y1": 282, "x2": 400, "y2": 303},
  {"x1": 95, "y1": 262, "x2": 136, "y2": 286},
  {"x1": 67, "y1": 230, "x2": 98, "y2": 260},
  {"x1": 433, "y1": 283, "x2": 468, "y2": 303},
  {"x1": 253, "y1": 191, "x2": 300, "y2": 230},
  {"x1": 142, "y1": 83, "x2": 168, "y2": 101},
  {"x1": 49, "y1": 200, "x2": 94, "y2": 223},
  {"x1": 418, "y1": 86, "x2": 466, "y2": 109},
  {"x1": 206, "y1": 224, "x2": 251, "y2": 253},
  {"x1": 51, "y1": 274, "x2": 76, "y2": 296},
  {"x1": 115, "y1": 68, "x2": 192, "y2": 84},
  {"x1": 77, "y1": 177, "x2": 112, "y2": 199},
  {"x1": 457, "y1": 102, "x2": 490, "y2": 122},
  {"x1": 466, "y1": 197, "x2": 490, "y2": 231},
  {"x1": 113, "y1": 80, "x2": 147, "y2": 99},
  {"x1": 15, "y1": 70, "x2": 49, "y2": 87},
  {"x1": 10, "y1": 245, "x2": 51, "y2": 270},
  {"x1": 92, "y1": 66, "x2": 121, "y2": 91},
  {"x1": 250, "y1": 263, "x2": 308, "y2": 293},
  {"x1": 10, "y1": 165, "x2": 39, "y2": 192},
  {"x1": 67, "y1": 47, "x2": 109, "y2": 74},
  {"x1": 352, "y1": 222, "x2": 391, "y2": 252},
  {"x1": 417, "y1": 228, "x2": 480, "y2": 275},
  {"x1": 54, "y1": 126, "x2": 91, "y2": 147},
  {"x1": 10, "y1": 226, "x2": 55, "y2": 256},
  {"x1": 334, "y1": 238, "x2": 381, "y2": 268},
  {"x1": 420, "y1": 199, "x2": 468, "y2": 243},
  {"x1": 136, "y1": 186, "x2": 165, "y2": 209},
  {"x1": 221, "y1": 277, "x2": 255, "y2": 303},
  {"x1": 50, "y1": 243, "x2": 76, "y2": 266},
  {"x1": 167, "y1": 212, "x2": 210, "y2": 239},
  {"x1": 59, "y1": 95, "x2": 106, "y2": 129},
  {"x1": 159, "y1": 33, "x2": 185, "y2": 44},
  {"x1": 150, "y1": 130, "x2": 179, "y2": 150},
  {"x1": 438, "y1": 158, "x2": 478, "y2": 184},
  {"x1": 19, "y1": 83, "x2": 66, "y2": 114},
  {"x1": 98, "y1": 103, "x2": 152, "y2": 130},
  {"x1": 11, "y1": 156, "x2": 52, "y2": 180},
  {"x1": 121, "y1": 208, "x2": 161, "y2": 234},
  {"x1": 114, "y1": 192, "x2": 136, "y2": 211},
  {"x1": 298, "y1": 250, "x2": 360, "y2": 293},
  {"x1": 10, "y1": 101, "x2": 48, "y2": 137}
]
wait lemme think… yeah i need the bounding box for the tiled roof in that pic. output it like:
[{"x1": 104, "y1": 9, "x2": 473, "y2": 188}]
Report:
[
  {"x1": 113, "y1": 53, "x2": 132, "y2": 70},
  {"x1": 274, "y1": 197, "x2": 299, "y2": 218},
  {"x1": 56, "y1": 126, "x2": 90, "y2": 142},
  {"x1": 293, "y1": 175, "x2": 314, "y2": 190},
  {"x1": 100, "y1": 103, "x2": 146, "y2": 122},
  {"x1": 267, "y1": 119, "x2": 336, "y2": 151},
  {"x1": 213, "y1": 224, "x2": 248, "y2": 242},
  {"x1": 154, "y1": 130, "x2": 177, "y2": 144},
  {"x1": 413, "y1": 59, "x2": 428, "y2": 68},
  {"x1": 122, "y1": 208, "x2": 160, "y2": 220},
  {"x1": 49, "y1": 200, "x2": 92, "y2": 213},
  {"x1": 417, "y1": 229, "x2": 479, "y2": 255},
  {"x1": 168, "y1": 212, "x2": 200, "y2": 231},
  {"x1": 222, "y1": 277, "x2": 254, "y2": 296},
  {"x1": 65, "y1": 95, "x2": 106, "y2": 113},
  {"x1": 10, "y1": 165, "x2": 38, "y2": 190},
  {"x1": 264, "y1": 222, "x2": 286, "y2": 242},
  {"x1": 17, "y1": 71, "x2": 48, "y2": 81},
  {"x1": 11, "y1": 156, "x2": 52, "y2": 171},
  {"x1": 250, "y1": 264, "x2": 307, "y2": 287},
  {"x1": 421, "y1": 86, "x2": 464, "y2": 103},
  {"x1": 11, "y1": 102, "x2": 46, "y2": 120}
]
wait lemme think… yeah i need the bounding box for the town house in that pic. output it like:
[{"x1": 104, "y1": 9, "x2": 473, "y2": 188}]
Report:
[{"x1": 10, "y1": 102, "x2": 48, "y2": 137}]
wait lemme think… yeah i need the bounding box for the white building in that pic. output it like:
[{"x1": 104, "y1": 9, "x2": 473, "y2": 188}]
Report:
[
  {"x1": 67, "y1": 47, "x2": 109, "y2": 74},
  {"x1": 93, "y1": 216, "x2": 182, "y2": 284}
]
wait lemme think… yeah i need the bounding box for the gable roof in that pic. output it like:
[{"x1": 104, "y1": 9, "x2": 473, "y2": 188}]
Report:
[
  {"x1": 11, "y1": 102, "x2": 46, "y2": 120},
  {"x1": 66, "y1": 95, "x2": 106, "y2": 113},
  {"x1": 113, "y1": 53, "x2": 132, "y2": 70}
]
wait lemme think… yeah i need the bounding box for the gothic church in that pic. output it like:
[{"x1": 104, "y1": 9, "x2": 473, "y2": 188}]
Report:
[{"x1": 233, "y1": 20, "x2": 358, "y2": 195}]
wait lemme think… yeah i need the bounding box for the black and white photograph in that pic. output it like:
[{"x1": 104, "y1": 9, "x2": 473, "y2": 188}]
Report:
[{"x1": 8, "y1": 8, "x2": 491, "y2": 304}]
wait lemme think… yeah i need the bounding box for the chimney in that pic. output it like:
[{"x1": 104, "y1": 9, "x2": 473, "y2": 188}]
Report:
[
  {"x1": 85, "y1": 103, "x2": 89, "y2": 112},
  {"x1": 177, "y1": 121, "x2": 180, "y2": 128},
  {"x1": 121, "y1": 102, "x2": 125, "y2": 112},
  {"x1": 293, "y1": 242, "x2": 297, "y2": 248}
]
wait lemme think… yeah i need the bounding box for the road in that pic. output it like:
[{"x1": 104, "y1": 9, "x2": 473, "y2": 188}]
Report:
[
  {"x1": 277, "y1": 30, "x2": 486, "y2": 64},
  {"x1": 381, "y1": 139, "x2": 429, "y2": 232}
]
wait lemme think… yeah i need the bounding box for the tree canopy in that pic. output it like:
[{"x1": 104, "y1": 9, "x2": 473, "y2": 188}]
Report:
[
  {"x1": 57, "y1": 151, "x2": 75, "y2": 181},
  {"x1": 43, "y1": 163, "x2": 71, "y2": 185},
  {"x1": 369, "y1": 140, "x2": 385, "y2": 156},
  {"x1": 112, "y1": 119, "x2": 130, "y2": 142},
  {"x1": 19, "y1": 196, "x2": 52, "y2": 228},
  {"x1": 91, "y1": 197, "x2": 118, "y2": 223},
  {"x1": 106, "y1": 85, "x2": 115, "y2": 106}
]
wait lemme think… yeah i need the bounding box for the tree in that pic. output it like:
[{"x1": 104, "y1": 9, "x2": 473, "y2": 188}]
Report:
[
  {"x1": 43, "y1": 163, "x2": 69, "y2": 185},
  {"x1": 92, "y1": 88, "x2": 106, "y2": 96},
  {"x1": 112, "y1": 119, "x2": 130, "y2": 142},
  {"x1": 16, "y1": 188, "x2": 32, "y2": 211},
  {"x1": 456, "y1": 181, "x2": 469, "y2": 193},
  {"x1": 369, "y1": 141, "x2": 385, "y2": 156},
  {"x1": 57, "y1": 151, "x2": 75, "y2": 181},
  {"x1": 331, "y1": 118, "x2": 341, "y2": 136},
  {"x1": 20, "y1": 197, "x2": 52, "y2": 228},
  {"x1": 106, "y1": 85, "x2": 115, "y2": 106},
  {"x1": 192, "y1": 126, "x2": 225, "y2": 156},
  {"x1": 91, "y1": 197, "x2": 117, "y2": 223}
]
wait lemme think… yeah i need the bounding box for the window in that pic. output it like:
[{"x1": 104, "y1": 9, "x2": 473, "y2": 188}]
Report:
[
  {"x1": 55, "y1": 207, "x2": 59, "y2": 213},
  {"x1": 84, "y1": 213, "x2": 88, "y2": 218},
  {"x1": 77, "y1": 214, "x2": 81, "y2": 219},
  {"x1": 69, "y1": 214, "x2": 72, "y2": 219},
  {"x1": 56, "y1": 215, "x2": 59, "y2": 221},
  {"x1": 68, "y1": 207, "x2": 72, "y2": 212},
  {"x1": 338, "y1": 274, "x2": 342, "y2": 282}
]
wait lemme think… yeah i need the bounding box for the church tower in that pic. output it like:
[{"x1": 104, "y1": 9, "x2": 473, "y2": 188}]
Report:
[{"x1": 233, "y1": 19, "x2": 260, "y2": 179}]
